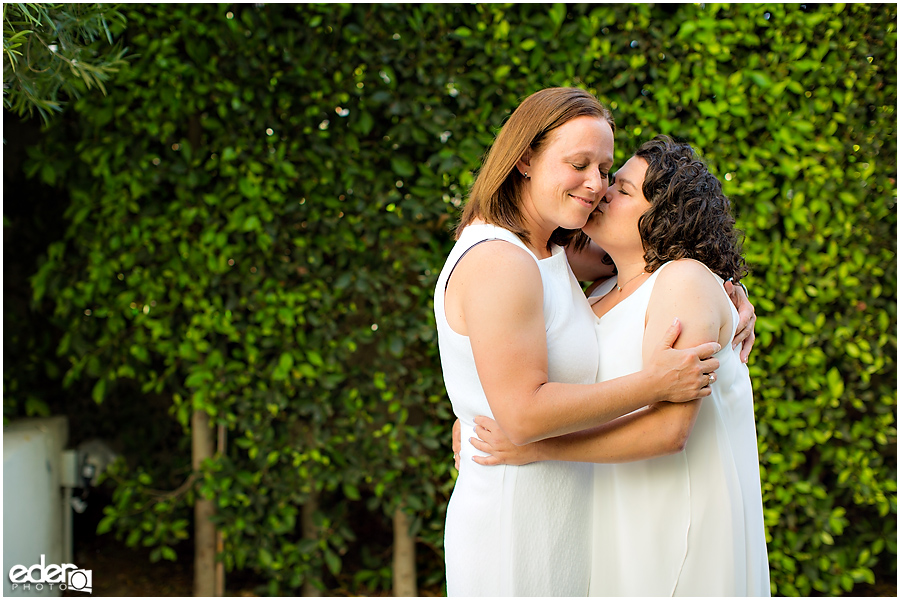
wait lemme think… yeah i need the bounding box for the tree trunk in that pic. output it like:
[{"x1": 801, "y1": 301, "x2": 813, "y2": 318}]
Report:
[
  {"x1": 302, "y1": 490, "x2": 321, "y2": 597},
  {"x1": 192, "y1": 410, "x2": 216, "y2": 597},
  {"x1": 215, "y1": 423, "x2": 226, "y2": 597},
  {"x1": 392, "y1": 506, "x2": 417, "y2": 597}
]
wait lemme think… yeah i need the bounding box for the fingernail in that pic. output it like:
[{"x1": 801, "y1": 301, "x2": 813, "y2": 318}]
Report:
[
  {"x1": 717, "y1": 344, "x2": 722, "y2": 352},
  {"x1": 672, "y1": 317, "x2": 678, "y2": 326}
]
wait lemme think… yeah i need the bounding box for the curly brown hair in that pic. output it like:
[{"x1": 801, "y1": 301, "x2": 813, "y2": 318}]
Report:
[{"x1": 634, "y1": 135, "x2": 748, "y2": 281}]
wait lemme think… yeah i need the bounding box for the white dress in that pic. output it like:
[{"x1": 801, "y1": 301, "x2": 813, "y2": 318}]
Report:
[
  {"x1": 435, "y1": 224, "x2": 599, "y2": 596},
  {"x1": 588, "y1": 261, "x2": 770, "y2": 597}
]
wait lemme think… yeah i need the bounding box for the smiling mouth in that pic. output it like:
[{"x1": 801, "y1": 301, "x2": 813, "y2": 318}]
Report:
[{"x1": 569, "y1": 194, "x2": 596, "y2": 209}]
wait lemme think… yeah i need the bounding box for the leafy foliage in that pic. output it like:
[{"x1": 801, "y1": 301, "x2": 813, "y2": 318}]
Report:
[
  {"x1": 9, "y1": 3, "x2": 897, "y2": 596},
  {"x1": 2, "y1": 2, "x2": 129, "y2": 122}
]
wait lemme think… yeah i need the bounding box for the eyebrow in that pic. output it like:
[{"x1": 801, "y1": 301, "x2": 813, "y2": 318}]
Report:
[
  {"x1": 615, "y1": 174, "x2": 638, "y2": 190},
  {"x1": 563, "y1": 152, "x2": 614, "y2": 166}
]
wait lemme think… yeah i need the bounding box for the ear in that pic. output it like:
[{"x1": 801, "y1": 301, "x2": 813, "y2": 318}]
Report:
[{"x1": 515, "y1": 150, "x2": 532, "y2": 178}]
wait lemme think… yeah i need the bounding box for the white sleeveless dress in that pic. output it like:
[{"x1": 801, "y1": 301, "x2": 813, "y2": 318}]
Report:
[
  {"x1": 588, "y1": 261, "x2": 770, "y2": 597},
  {"x1": 435, "y1": 224, "x2": 599, "y2": 596}
]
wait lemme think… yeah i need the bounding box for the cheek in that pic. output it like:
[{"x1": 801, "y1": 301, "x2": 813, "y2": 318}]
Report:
[{"x1": 560, "y1": 170, "x2": 582, "y2": 190}]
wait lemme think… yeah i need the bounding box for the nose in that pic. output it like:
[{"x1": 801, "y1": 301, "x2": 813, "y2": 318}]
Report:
[{"x1": 585, "y1": 169, "x2": 605, "y2": 196}]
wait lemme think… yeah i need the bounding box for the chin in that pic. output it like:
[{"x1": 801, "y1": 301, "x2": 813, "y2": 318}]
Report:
[{"x1": 564, "y1": 209, "x2": 595, "y2": 230}]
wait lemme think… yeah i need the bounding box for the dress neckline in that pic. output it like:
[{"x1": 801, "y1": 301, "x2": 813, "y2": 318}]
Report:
[
  {"x1": 462, "y1": 223, "x2": 563, "y2": 263},
  {"x1": 590, "y1": 262, "x2": 673, "y2": 321}
]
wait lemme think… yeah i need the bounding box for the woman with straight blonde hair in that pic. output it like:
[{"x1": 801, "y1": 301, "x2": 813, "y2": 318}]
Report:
[{"x1": 435, "y1": 88, "x2": 726, "y2": 596}]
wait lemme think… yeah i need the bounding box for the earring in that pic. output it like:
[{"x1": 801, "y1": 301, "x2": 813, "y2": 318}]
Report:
[{"x1": 523, "y1": 171, "x2": 528, "y2": 178}]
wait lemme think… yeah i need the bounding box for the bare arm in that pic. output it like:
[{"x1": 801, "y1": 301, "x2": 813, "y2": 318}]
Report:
[
  {"x1": 450, "y1": 243, "x2": 720, "y2": 446},
  {"x1": 470, "y1": 259, "x2": 731, "y2": 463},
  {"x1": 471, "y1": 402, "x2": 700, "y2": 465},
  {"x1": 566, "y1": 239, "x2": 615, "y2": 282}
]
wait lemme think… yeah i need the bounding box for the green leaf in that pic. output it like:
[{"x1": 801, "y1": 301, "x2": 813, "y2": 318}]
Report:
[
  {"x1": 259, "y1": 547, "x2": 273, "y2": 567},
  {"x1": 306, "y1": 350, "x2": 324, "y2": 367},
  {"x1": 323, "y1": 548, "x2": 341, "y2": 575},
  {"x1": 185, "y1": 370, "x2": 212, "y2": 387},
  {"x1": 343, "y1": 483, "x2": 361, "y2": 500},
  {"x1": 390, "y1": 157, "x2": 415, "y2": 178},
  {"x1": 749, "y1": 71, "x2": 772, "y2": 88},
  {"x1": 126, "y1": 527, "x2": 142, "y2": 547},
  {"x1": 678, "y1": 21, "x2": 697, "y2": 38},
  {"x1": 549, "y1": 4, "x2": 566, "y2": 27},
  {"x1": 96, "y1": 514, "x2": 116, "y2": 535},
  {"x1": 356, "y1": 110, "x2": 374, "y2": 135},
  {"x1": 160, "y1": 546, "x2": 177, "y2": 561},
  {"x1": 92, "y1": 378, "x2": 107, "y2": 404},
  {"x1": 242, "y1": 215, "x2": 261, "y2": 232}
]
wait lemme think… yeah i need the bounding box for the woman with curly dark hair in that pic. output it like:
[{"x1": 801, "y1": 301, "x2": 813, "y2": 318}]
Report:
[{"x1": 469, "y1": 136, "x2": 770, "y2": 596}]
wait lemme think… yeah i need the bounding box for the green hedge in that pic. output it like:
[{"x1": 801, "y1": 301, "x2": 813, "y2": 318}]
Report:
[{"x1": 10, "y1": 3, "x2": 896, "y2": 595}]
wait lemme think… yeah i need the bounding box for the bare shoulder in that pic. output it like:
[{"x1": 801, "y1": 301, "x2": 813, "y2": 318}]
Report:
[
  {"x1": 653, "y1": 258, "x2": 726, "y2": 302},
  {"x1": 453, "y1": 239, "x2": 542, "y2": 298},
  {"x1": 647, "y1": 259, "x2": 732, "y2": 348}
]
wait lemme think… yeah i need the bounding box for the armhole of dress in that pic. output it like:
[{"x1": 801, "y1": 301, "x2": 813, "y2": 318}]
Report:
[
  {"x1": 641, "y1": 261, "x2": 675, "y2": 329},
  {"x1": 691, "y1": 261, "x2": 739, "y2": 342},
  {"x1": 443, "y1": 238, "x2": 498, "y2": 291}
]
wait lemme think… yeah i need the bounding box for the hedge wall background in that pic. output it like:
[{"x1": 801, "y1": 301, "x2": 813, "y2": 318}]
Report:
[{"x1": 5, "y1": 3, "x2": 896, "y2": 596}]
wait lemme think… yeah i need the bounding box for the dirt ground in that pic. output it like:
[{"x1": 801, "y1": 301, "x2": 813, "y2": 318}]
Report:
[
  {"x1": 62, "y1": 534, "x2": 195, "y2": 597},
  {"x1": 61, "y1": 503, "x2": 260, "y2": 597},
  {"x1": 62, "y1": 529, "x2": 896, "y2": 598},
  {"x1": 62, "y1": 503, "x2": 894, "y2": 597}
]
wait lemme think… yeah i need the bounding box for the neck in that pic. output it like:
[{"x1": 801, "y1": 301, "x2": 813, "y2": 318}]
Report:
[
  {"x1": 519, "y1": 194, "x2": 555, "y2": 259},
  {"x1": 608, "y1": 249, "x2": 648, "y2": 287}
]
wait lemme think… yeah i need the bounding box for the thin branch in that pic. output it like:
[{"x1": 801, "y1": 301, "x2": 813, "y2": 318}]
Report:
[{"x1": 143, "y1": 472, "x2": 199, "y2": 499}]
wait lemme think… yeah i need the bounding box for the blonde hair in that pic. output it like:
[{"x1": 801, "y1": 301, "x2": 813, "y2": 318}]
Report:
[{"x1": 457, "y1": 87, "x2": 615, "y2": 249}]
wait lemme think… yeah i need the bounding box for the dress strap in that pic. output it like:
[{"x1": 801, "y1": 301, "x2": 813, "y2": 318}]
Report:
[
  {"x1": 444, "y1": 239, "x2": 497, "y2": 291},
  {"x1": 443, "y1": 224, "x2": 536, "y2": 291}
]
